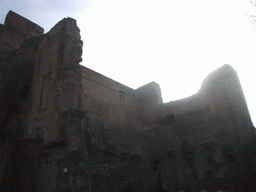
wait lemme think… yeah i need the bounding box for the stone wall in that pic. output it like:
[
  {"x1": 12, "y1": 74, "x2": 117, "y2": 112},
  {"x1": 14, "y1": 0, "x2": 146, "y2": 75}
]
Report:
[
  {"x1": 136, "y1": 64, "x2": 256, "y2": 190},
  {"x1": 0, "y1": 11, "x2": 255, "y2": 192},
  {"x1": 190, "y1": 172, "x2": 256, "y2": 191},
  {"x1": 0, "y1": 11, "x2": 43, "y2": 51},
  {"x1": 81, "y1": 66, "x2": 142, "y2": 134},
  {"x1": 0, "y1": 139, "x2": 43, "y2": 192},
  {"x1": 26, "y1": 17, "x2": 83, "y2": 143}
]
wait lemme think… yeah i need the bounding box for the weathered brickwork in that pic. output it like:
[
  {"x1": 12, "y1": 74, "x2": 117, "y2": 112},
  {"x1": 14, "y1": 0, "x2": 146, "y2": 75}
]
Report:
[{"x1": 0, "y1": 11, "x2": 255, "y2": 191}]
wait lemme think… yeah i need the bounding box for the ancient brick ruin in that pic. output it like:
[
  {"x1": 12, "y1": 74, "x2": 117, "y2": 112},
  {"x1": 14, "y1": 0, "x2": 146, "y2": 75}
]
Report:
[{"x1": 0, "y1": 11, "x2": 256, "y2": 192}]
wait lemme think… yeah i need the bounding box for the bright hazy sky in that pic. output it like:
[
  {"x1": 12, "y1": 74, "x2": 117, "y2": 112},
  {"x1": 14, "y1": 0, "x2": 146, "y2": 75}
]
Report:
[{"x1": 1, "y1": 0, "x2": 256, "y2": 126}]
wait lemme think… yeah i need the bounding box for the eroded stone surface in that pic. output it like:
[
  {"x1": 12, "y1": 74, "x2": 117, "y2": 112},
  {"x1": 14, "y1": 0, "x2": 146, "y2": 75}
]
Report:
[{"x1": 0, "y1": 11, "x2": 43, "y2": 51}]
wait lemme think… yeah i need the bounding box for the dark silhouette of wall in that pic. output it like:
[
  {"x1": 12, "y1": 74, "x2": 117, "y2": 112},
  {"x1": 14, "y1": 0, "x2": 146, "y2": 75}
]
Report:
[{"x1": 0, "y1": 11, "x2": 255, "y2": 192}]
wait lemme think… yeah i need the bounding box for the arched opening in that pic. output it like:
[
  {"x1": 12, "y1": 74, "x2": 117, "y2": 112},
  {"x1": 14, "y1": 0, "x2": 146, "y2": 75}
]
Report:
[
  {"x1": 207, "y1": 156, "x2": 214, "y2": 166},
  {"x1": 187, "y1": 156, "x2": 194, "y2": 169},
  {"x1": 200, "y1": 143, "x2": 215, "y2": 167},
  {"x1": 222, "y1": 145, "x2": 236, "y2": 164},
  {"x1": 183, "y1": 152, "x2": 196, "y2": 172}
]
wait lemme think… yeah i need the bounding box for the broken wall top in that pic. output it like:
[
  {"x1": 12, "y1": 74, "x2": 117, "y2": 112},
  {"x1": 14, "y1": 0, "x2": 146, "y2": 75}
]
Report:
[{"x1": 0, "y1": 11, "x2": 44, "y2": 51}]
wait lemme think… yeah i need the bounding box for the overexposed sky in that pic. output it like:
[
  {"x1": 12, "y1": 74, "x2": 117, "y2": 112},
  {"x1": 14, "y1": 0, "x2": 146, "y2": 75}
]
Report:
[{"x1": 1, "y1": 0, "x2": 256, "y2": 125}]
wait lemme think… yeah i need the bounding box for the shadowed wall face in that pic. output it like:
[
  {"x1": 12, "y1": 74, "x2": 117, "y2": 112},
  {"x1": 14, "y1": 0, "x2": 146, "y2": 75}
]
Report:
[{"x1": 0, "y1": 11, "x2": 255, "y2": 192}]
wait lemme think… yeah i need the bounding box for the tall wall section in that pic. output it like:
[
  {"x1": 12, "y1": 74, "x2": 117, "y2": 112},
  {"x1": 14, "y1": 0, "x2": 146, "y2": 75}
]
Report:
[
  {"x1": 79, "y1": 66, "x2": 166, "y2": 157},
  {"x1": 0, "y1": 11, "x2": 43, "y2": 51},
  {"x1": 81, "y1": 66, "x2": 142, "y2": 133},
  {"x1": 26, "y1": 17, "x2": 84, "y2": 144},
  {"x1": 0, "y1": 11, "x2": 44, "y2": 138},
  {"x1": 25, "y1": 17, "x2": 88, "y2": 192},
  {"x1": 0, "y1": 12, "x2": 88, "y2": 191},
  {"x1": 138, "y1": 64, "x2": 256, "y2": 190},
  {"x1": 0, "y1": 11, "x2": 164, "y2": 191},
  {"x1": 0, "y1": 11, "x2": 45, "y2": 192},
  {"x1": 0, "y1": 11, "x2": 255, "y2": 192}
]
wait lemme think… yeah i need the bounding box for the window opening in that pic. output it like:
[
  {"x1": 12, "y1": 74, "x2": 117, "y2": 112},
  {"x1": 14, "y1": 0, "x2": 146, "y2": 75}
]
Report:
[
  {"x1": 187, "y1": 157, "x2": 193, "y2": 169},
  {"x1": 119, "y1": 90, "x2": 124, "y2": 101},
  {"x1": 207, "y1": 156, "x2": 213, "y2": 166}
]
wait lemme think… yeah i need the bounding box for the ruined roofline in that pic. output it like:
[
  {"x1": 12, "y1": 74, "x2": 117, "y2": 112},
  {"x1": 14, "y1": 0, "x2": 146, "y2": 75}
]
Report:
[
  {"x1": 200, "y1": 64, "x2": 236, "y2": 89},
  {"x1": 47, "y1": 17, "x2": 81, "y2": 39},
  {"x1": 164, "y1": 64, "x2": 238, "y2": 104},
  {"x1": 81, "y1": 63, "x2": 241, "y2": 107},
  {"x1": 79, "y1": 64, "x2": 136, "y2": 92},
  {"x1": 135, "y1": 81, "x2": 163, "y2": 102},
  {"x1": 135, "y1": 81, "x2": 160, "y2": 90},
  {"x1": 4, "y1": 10, "x2": 44, "y2": 35},
  {"x1": 0, "y1": 11, "x2": 245, "y2": 107},
  {"x1": 0, "y1": 11, "x2": 44, "y2": 51},
  {"x1": 79, "y1": 64, "x2": 164, "y2": 103}
]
